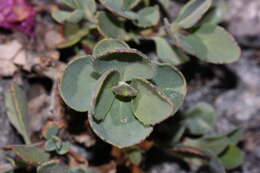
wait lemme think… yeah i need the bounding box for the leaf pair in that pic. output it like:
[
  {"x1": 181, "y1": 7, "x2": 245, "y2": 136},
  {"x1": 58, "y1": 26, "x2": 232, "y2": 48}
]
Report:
[
  {"x1": 60, "y1": 39, "x2": 187, "y2": 147},
  {"x1": 164, "y1": 0, "x2": 240, "y2": 64}
]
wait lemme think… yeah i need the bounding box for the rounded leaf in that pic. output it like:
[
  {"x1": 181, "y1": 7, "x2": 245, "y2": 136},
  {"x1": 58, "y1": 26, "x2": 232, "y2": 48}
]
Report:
[
  {"x1": 89, "y1": 99, "x2": 153, "y2": 148},
  {"x1": 92, "y1": 49, "x2": 156, "y2": 81},
  {"x1": 219, "y1": 145, "x2": 244, "y2": 170},
  {"x1": 174, "y1": 24, "x2": 241, "y2": 63},
  {"x1": 97, "y1": 11, "x2": 127, "y2": 40},
  {"x1": 93, "y1": 39, "x2": 129, "y2": 55},
  {"x1": 135, "y1": 6, "x2": 160, "y2": 28},
  {"x1": 153, "y1": 37, "x2": 189, "y2": 65},
  {"x1": 151, "y1": 63, "x2": 187, "y2": 112},
  {"x1": 131, "y1": 78, "x2": 174, "y2": 125},
  {"x1": 60, "y1": 56, "x2": 99, "y2": 112},
  {"x1": 184, "y1": 102, "x2": 216, "y2": 135}
]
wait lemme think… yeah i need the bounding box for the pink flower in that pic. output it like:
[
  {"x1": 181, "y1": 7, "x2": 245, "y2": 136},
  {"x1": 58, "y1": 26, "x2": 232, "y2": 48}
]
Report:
[{"x1": 0, "y1": 0, "x2": 36, "y2": 36}]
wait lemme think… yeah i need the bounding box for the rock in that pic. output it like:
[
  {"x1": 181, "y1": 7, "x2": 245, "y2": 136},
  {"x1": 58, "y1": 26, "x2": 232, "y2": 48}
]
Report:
[{"x1": 226, "y1": 0, "x2": 260, "y2": 47}]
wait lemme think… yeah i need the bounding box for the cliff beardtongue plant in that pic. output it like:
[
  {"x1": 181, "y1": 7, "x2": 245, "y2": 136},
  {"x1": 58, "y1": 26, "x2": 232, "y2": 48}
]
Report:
[
  {"x1": 0, "y1": 0, "x2": 36, "y2": 36},
  {"x1": 60, "y1": 39, "x2": 186, "y2": 148}
]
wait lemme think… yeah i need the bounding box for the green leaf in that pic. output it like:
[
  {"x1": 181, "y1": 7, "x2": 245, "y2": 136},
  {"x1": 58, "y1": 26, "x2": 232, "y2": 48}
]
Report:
[
  {"x1": 92, "y1": 49, "x2": 156, "y2": 81},
  {"x1": 151, "y1": 63, "x2": 187, "y2": 112},
  {"x1": 51, "y1": 10, "x2": 84, "y2": 23},
  {"x1": 199, "y1": 0, "x2": 228, "y2": 25},
  {"x1": 124, "y1": 0, "x2": 141, "y2": 10},
  {"x1": 60, "y1": 56, "x2": 99, "y2": 112},
  {"x1": 173, "y1": 24, "x2": 241, "y2": 63},
  {"x1": 112, "y1": 82, "x2": 138, "y2": 97},
  {"x1": 184, "y1": 102, "x2": 216, "y2": 135},
  {"x1": 88, "y1": 99, "x2": 153, "y2": 148},
  {"x1": 44, "y1": 123, "x2": 59, "y2": 140},
  {"x1": 184, "y1": 137, "x2": 229, "y2": 156},
  {"x1": 4, "y1": 82, "x2": 31, "y2": 144},
  {"x1": 90, "y1": 70, "x2": 120, "y2": 121},
  {"x1": 131, "y1": 78, "x2": 174, "y2": 125},
  {"x1": 93, "y1": 39, "x2": 129, "y2": 55},
  {"x1": 204, "y1": 128, "x2": 244, "y2": 145},
  {"x1": 57, "y1": 141, "x2": 70, "y2": 155},
  {"x1": 219, "y1": 145, "x2": 244, "y2": 170},
  {"x1": 99, "y1": 0, "x2": 137, "y2": 19},
  {"x1": 57, "y1": 28, "x2": 89, "y2": 49},
  {"x1": 13, "y1": 146, "x2": 50, "y2": 164},
  {"x1": 37, "y1": 161, "x2": 67, "y2": 173},
  {"x1": 135, "y1": 6, "x2": 160, "y2": 27},
  {"x1": 175, "y1": 0, "x2": 212, "y2": 29},
  {"x1": 97, "y1": 11, "x2": 127, "y2": 40},
  {"x1": 45, "y1": 138, "x2": 57, "y2": 152},
  {"x1": 69, "y1": 167, "x2": 98, "y2": 173},
  {"x1": 125, "y1": 147, "x2": 143, "y2": 165},
  {"x1": 153, "y1": 37, "x2": 189, "y2": 65}
]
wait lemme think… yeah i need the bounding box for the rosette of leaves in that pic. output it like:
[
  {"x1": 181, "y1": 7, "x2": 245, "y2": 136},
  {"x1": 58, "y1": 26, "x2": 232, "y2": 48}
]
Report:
[{"x1": 60, "y1": 39, "x2": 186, "y2": 148}]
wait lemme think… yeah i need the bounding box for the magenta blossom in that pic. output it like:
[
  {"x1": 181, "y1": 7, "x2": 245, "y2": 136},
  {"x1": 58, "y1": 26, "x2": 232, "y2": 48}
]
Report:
[{"x1": 0, "y1": 0, "x2": 36, "y2": 36}]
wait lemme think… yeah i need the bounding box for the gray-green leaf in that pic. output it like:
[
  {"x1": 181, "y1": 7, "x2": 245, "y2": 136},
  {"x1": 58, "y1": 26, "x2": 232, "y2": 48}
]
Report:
[
  {"x1": 131, "y1": 78, "x2": 174, "y2": 125},
  {"x1": 153, "y1": 37, "x2": 189, "y2": 65},
  {"x1": 173, "y1": 24, "x2": 241, "y2": 63},
  {"x1": 60, "y1": 56, "x2": 99, "y2": 112},
  {"x1": 88, "y1": 99, "x2": 153, "y2": 148},
  {"x1": 175, "y1": 0, "x2": 212, "y2": 29},
  {"x1": 14, "y1": 146, "x2": 50, "y2": 164},
  {"x1": 4, "y1": 83, "x2": 31, "y2": 144},
  {"x1": 184, "y1": 102, "x2": 216, "y2": 135},
  {"x1": 90, "y1": 70, "x2": 120, "y2": 121},
  {"x1": 135, "y1": 6, "x2": 160, "y2": 27}
]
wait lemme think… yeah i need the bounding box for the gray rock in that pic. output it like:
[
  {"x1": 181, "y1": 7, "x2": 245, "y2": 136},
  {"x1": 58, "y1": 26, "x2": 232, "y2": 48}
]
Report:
[{"x1": 226, "y1": 0, "x2": 260, "y2": 47}]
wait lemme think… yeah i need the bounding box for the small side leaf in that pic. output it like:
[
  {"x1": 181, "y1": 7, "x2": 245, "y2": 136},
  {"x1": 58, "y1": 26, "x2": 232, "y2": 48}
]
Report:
[
  {"x1": 153, "y1": 37, "x2": 189, "y2": 65},
  {"x1": 184, "y1": 102, "x2": 216, "y2": 135},
  {"x1": 131, "y1": 78, "x2": 174, "y2": 125},
  {"x1": 112, "y1": 82, "x2": 138, "y2": 97},
  {"x1": 4, "y1": 82, "x2": 31, "y2": 144},
  {"x1": 135, "y1": 6, "x2": 160, "y2": 28},
  {"x1": 219, "y1": 145, "x2": 244, "y2": 170},
  {"x1": 175, "y1": 0, "x2": 212, "y2": 29}
]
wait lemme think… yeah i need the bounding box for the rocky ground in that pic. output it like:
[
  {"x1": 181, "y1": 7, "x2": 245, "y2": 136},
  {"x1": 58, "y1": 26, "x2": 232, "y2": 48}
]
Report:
[{"x1": 0, "y1": 0, "x2": 259, "y2": 172}]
